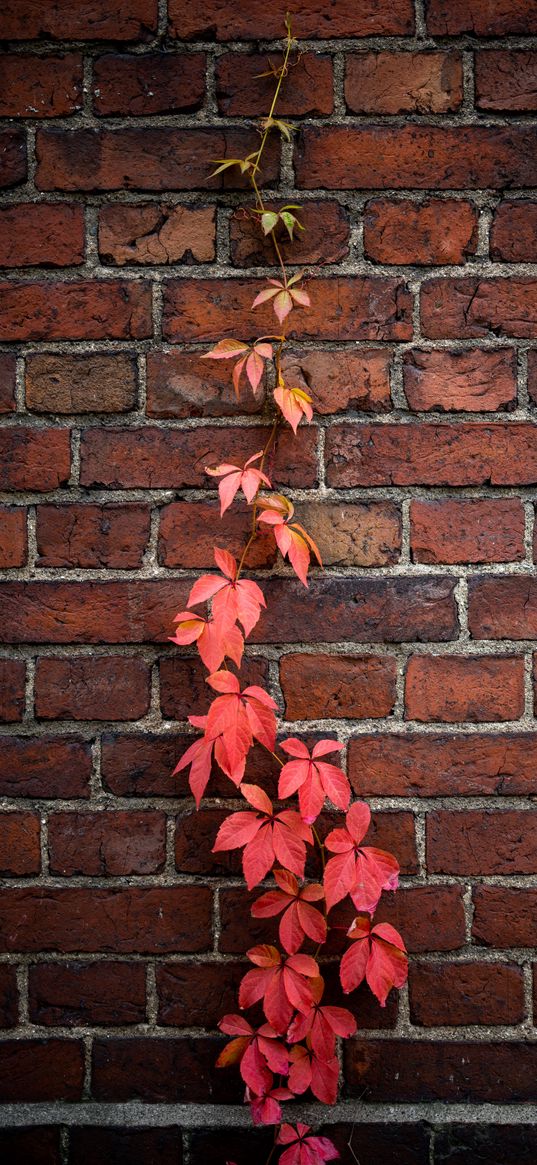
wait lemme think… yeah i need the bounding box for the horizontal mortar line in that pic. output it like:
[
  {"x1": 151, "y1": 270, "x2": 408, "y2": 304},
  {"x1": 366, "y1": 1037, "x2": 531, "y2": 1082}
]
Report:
[
  {"x1": 6, "y1": 110, "x2": 537, "y2": 131},
  {"x1": 4, "y1": 412, "x2": 537, "y2": 433},
  {"x1": 7, "y1": 260, "x2": 537, "y2": 281},
  {"x1": 2, "y1": 872, "x2": 537, "y2": 890},
  {"x1": 0, "y1": 1022, "x2": 534, "y2": 1042}
]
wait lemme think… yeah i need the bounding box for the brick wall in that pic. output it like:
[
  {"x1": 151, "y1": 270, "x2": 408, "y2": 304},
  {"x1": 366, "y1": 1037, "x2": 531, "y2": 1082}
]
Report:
[{"x1": 1, "y1": 1, "x2": 537, "y2": 1161}]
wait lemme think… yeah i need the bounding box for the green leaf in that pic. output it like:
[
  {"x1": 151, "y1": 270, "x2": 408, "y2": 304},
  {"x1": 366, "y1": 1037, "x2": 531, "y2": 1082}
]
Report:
[{"x1": 261, "y1": 211, "x2": 279, "y2": 236}]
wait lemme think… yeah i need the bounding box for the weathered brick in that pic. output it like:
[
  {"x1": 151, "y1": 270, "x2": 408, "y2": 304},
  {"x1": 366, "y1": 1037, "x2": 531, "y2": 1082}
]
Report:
[
  {"x1": 189, "y1": 1129, "x2": 272, "y2": 1165},
  {"x1": 0, "y1": 888, "x2": 211, "y2": 953},
  {"x1": 410, "y1": 498, "x2": 524, "y2": 565},
  {"x1": 364, "y1": 198, "x2": 476, "y2": 266},
  {"x1": 175, "y1": 808, "x2": 241, "y2": 879},
  {"x1": 473, "y1": 886, "x2": 537, "y2": 948},
  {"x1": 0, "y1": 353, "x2": 16, "y2": 413},
  {"x1": 281, "y1": 653, "x2": 397, "y2": 720},
  {"x1": 0, "y1": 0, "x2": 158, "y2": 39},
  {"x1": 146, "y1": 350, "x2": 263, "y2": 419},
  {"x1": 0, "y1": 581, "x2": 189, "y2": 644},
  {"x1": 325, "y1": 423, "x2": 537, "y2": 487},
  {"x1": 158, "y1": 501, "x2": 275, "y2": 569},
  {"x1": 36, "y1": 128, "x2": 279, "y2": 192},
  {"x1": 70, "y1": 1128, "x2": 182, "y2": 1165},
  {"x1": 230, "y1": 201, "x2": 349, "y2": 267},
  {"x1": 160, "y1": 657, "x2": 268, "y2": 721},
  {"x1": 35, "y1": 656, "x2": 151, "y2": 721},
  {"x1": 426, "y1": 0, "x2": 537, "y2": 36},
  {"x1": 0, "y1": 130, "x2": 27, "y2": 188},
  {"x1": 346, "y1": 52, "x2": 462, "y2": 114},
  {"x1": 0, "y1": 54, "x2": 82, "y2": 117},
  {"x1": 163, "y1": 277, "x2": 412, "y2": 342},
  {"x1": 428, "y1": 810, "x2": 537, "y2": 874},
  {"x1": 0, "y1": 736, "x2": 91, "y2": 799},
  {"x1": 80, "y1": 425, "x2": 318, "y2": 489},
  {"x1": 491, "y1": 201, "x2": 537, "y2": 262},
  {"x1": 48, "y1": 811, "x2": 166, "y2": 876},
  {"x1": 0, "y1": 1040, "x2": 83, "y2": 1101},
  {"x1": 0, "y1": 659, "x2": 25, "y2": 722},
  {"x1": 101, "y1": 733, "x2": 275, "y2": 799},
  {"x1": 476, "y1": 50, "x2": 537, "y2": 111},
  {"x1": 318, "y1": 1125, "x2": 430, "y2": 1165},
  {"x1": 295, "y1": 126, "x2": 537, "y2": 189},
  {"x1": 170, "y1": 0, "x2": 414, "y2": 38},
  {"x1": 409, "y1": 962, "x2": 525, "y2": 1026},
  {"x1": 217, "y1": 51, "x2": 333, "y2": 115},
  {"x1": 99, "y1": 204, "x2": 215, "y2": 265},
  {"x1": 0, "y1": 281, "x2": 151, "y2": 342},
  {"x1": 300, "y1": 502, "x2": 401, "y2": 567},
  {"x1": 26, "y1": 353, "x2": 137, "y2": 413},
  {"x1": 434, "y1": 1125, "x2": 537, "y2": 1165},
  {"x1": 0, "y1": 429, "x2": 70, "y2": 491},
  {"x1": 422, "y1": 277, "x2": 537, "y2": 339},
  {"x1": 0, "y1": 507, "x2": 27, "y2": 567},
  {"x1": 29, "y1": 962, "x2": 147, "y2": 1026},
  {"x1": 36, "y1": 504, "x2": 150, "y2": 569},
  {"x1": 350, "y1": 732, "x2": 537, "y2": 798},
  {"x1": 0, "y1": 204, "x2": 84, "y2": 267},
  {"x1": 403, "y1": 348, "x2": 517, "y2": 412},
  {"x1": 93, "y1": 52, "x2": 205, "y2": 115},
  {"x1": 344, "y1": 1038, "x2": 537, "y2": 1101},
  {"x1": 0, "y1": 812, "x2": 40, "y2": 876},
  {"x1": 157, "y1": 961, "x2": 246, "y2": 1027},
  {"x1": 92, "y1": 1036, "x2": 237, "y2": 1102},
  {"x1": 281, "y1": 348, "x2": 392, "y2": 414},
  {"x1": 469, "y1": 577, "x2": 537, "y2": 640},
  {"x1": 0, "y1": 965, "x2": 18, "y2": 1028},
  {"x1": 405, "y1": 655, "x2": 524, "y2": 723},
  {"x1": 0, "y1": 1128, "x2": 61, "y2": 1164}
]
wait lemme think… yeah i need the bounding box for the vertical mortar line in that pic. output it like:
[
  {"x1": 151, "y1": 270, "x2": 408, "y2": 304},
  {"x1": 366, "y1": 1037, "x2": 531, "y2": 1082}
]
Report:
[
  {"x1": 25, "y1": 125, "x2": 37, "y2": 191},
  {"x1": 157, "y1": 0, "x2": 168, "y2": 40},
  {"x1": 40, "y1": 810, "x2": 49, "y2": 875},
  {"x1": 522, "y1": 960, "x2": 534, "y2": 1026},
  {"x1": 90, "y1": 734, "x2": 104, "y2": 800},
  {"x1": 413, "y1": 0, "x2": 427, "y2": 39},
  {"x1": 204, "y1": 48, "x2": 218, "y2": 117},
  {"x1": 165, "y1": 812, "x2": 177, "y2": 876},
  {"x1": 14, "y1": 353, "x2": 26, "y2": 412},
  {"x1": 316, "y1": 424, "x2": 326, "y2": 492},
  {"x1": 59, "y1": 1127, "x2": 70, "y2": 1165},
  {"x1": 137, "y1": 351, "x2": 148, "y2": 414},
  {"x1": 143, "y1": 503, "x2": 161, "y2": 572},
  {"x1": 461, "y1": 48, "x2": 475, "y2": 116},
  {"x1": 280, "y1": 137, "x2": 295, "y2": 195},
  {"x1": 69, "y1": 429, "x2": 81, "y2": 488},
  {"x1": 152, "y1": 279, "x2": 164, "y2": 343},
  {"x1": 215, "y1": 204, "x2": 232, "y2": 265},
  {"x1": 408, "y1": 278, "x2": 422, "y2": 344},
  {"x1": 82, "y1": 1034, "x2": 92, "y2": 1100},
  {"x1": 332, "y1": 50, "x2": 346, "y2": 117},
  {"x1": 400, "y1": 497, "x2": 411, "y2": 564},
  {"x1": 523, "y1": 650, "x2": 534, "y2": 719},
  {"x1": 212, "y1": 886, "x2": 221, "y2": 955},
  {"x1": 390, "y1": 345, "x2": 407, "y2": 410},
  {"x1": 16, "y1": 963, "x2": 29, "y2": 1025},
  {"x1": 428, "y1": 1126, "x2": 436, "y2": 1165},
  {"x1": 462, "y1": 884, "x2": 474, "y2": 945},
  {"x1": 517, "y1": 347, "x2": 529, "y2": 410},
  {"x1": 146, "y1": 962, "x2": 158, "y2": 1026},
  {"x1": 524, "y1": 496, "x2": 535, "y2": 564},
  {"x1": 27, "y1": 503, "x2": 38, "y2": 574},
  {"x1": 84, "y1": 203, "x2": 99, "y2": 268},
  {"x1": 182, "y1": 1130, "x2": 192, "y2": 1165},
  {"x1": 476, "y1": 204, "x2": 493, "y2": 259},
  {"x1": 24, "y1": 654, "x2": 35, "y2": 722},
  {"x1": 82, "y1": 54, "x2": 94, "y2": 119},
  {"x1": 455, "y1": 574, "x2": 469, "y2": 641},
  {"x1": 414, "y1": 812, "x2": 427, "y2": 878}
]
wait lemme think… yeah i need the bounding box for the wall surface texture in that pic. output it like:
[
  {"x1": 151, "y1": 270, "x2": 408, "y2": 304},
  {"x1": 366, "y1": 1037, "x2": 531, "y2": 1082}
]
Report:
[{"x1": 2, "y1": 1, "x2": 537, "y2": 1161}]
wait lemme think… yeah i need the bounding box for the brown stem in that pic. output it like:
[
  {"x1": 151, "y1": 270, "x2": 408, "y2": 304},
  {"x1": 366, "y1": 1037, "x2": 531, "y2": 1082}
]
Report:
[{"x1": 236, "y1": 417, "x2": 279, "y2": 580}]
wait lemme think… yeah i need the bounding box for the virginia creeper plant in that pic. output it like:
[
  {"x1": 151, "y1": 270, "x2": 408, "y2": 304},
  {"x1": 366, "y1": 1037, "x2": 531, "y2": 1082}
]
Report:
[{"x1": 171, "y1": 21, "x2": 408, "y2": 1163}]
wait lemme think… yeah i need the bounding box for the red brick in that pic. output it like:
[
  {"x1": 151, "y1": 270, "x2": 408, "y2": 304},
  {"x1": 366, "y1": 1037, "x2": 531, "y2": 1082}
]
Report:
[
  {"x1": 0, "y1": 429, "x2": 70, "y2": 491},
  {"x1": 0, "y1": 1129, "x2": 61, "y2": 1164},
  {"x1": 0, "y1": 887, "x2": 211, "y2": 954},
  {"x1": 93, "y1": 52, "x2": 205, "y2": 116},
  {"x1": 300, "y1": 502, "x2": 401, "y2": 567},
  {"x1": 344, "y1": 1038, "x2": 537, "y2": 1102},
  {"x1": 26, "y1": 353, "x2": 137, "y2": 413},
  {"x1": 101, "y1": 732, "x2": 275, "y2": 799},
  {"x1": 410, "y1": 498, "x2": 524, "y2": 565},
  {"x1": 0, "y1": 353, "x2": 16, "y2": 413},
  {"x1": 0, "y1": 580, "x2": 189, "y2": 644},
  {"x1": 157, "y1": 961, "x2": 245, "y2": 1027},
  {"x1": 473, "y1": 886, "x2": 537, "y2": 948},
  {"x1": 325, "y1": 423, "x2": 537, "y2": 487},
  {"x1": 346, "y1": 52, "x2": 462, "y2": 114},
  {"x1": 0, "y1": 812, "x2": 40, "y2": 876},
  {"x1": 36, "y1": 128, "x2": 279, "y2": 192},
  {"x1": 0, "y1": 130, "x2": 27, "y2": 188},
  {"x1": 175, "y1": 808, "x2": 244, "y2": 879},
  {"x1": 160, "y1": 657, "x2": 268, "y2": 721},
  {"x1": 0, "y1": 965, "x2": 18, "y2": 1028},
  {"x1": 422, "y1": 277, "x2": 537, "y2": 339},
  {"x1": 476, "y1": 50, "x2": 537, "y2": 111},
  {"x1": 405, "y1": 655, "x2": 524, "y2": 723},
  {"x1": 295, "y1": 126, "x2": 537, "y2": 190},
  {"x1": 92, "y1": 1036, "x2": 237, "y2": 1103},
  {"x1": 70, "y1": 1128, "x2": 182, "y2": 1165},
  {"x1": 0, "y1": 1040, "x2": 84, "y2": 1102},
  {"x1": 0, "y1": 507, "x2": 26, "y2": 567},
  {"x1": 350, "y1": 732, "x2": 537, "y2": 798},
  {"x1": 217, "y1": 51, "x2": 333, "y2": 115},
  {"x1": 146, "y1": 350, "x2": 262, "y2": 419},
  {"x1": 409, "y1": 962, "x2": 525, "y2": 1026},
  {"x1": 491, "y1": 201, "x2": 537, "y2": 262},
  {"x1": 403, "y1": 348, "x2": 517, "y2": 412},
  {"x1": 281, "y1": 653, "x2": 397, "y2": 720},
  {"x1": 0, "y1": 204, "x2": 84, "y2": 268},
  {"x1": 0, "y1": 54, "x2": 82, "y2": 118},
  {"x1": 469, "y1": 577, "x2": 537, "y2": 640},
  {"x1": 80, "y1": 425, "x2": 318, "y2": 489},
  {"x1": 281, "y1": 348, "x2": 392, "y2": 414},
  {"x1": 29, "y1": 962, "x2": 146, "y2": 1026},
  {"x1": 0, "y1": 735, "x2": 91, "y2": 799},
  {"x1": 0, "y1": 281, "x2": 151, "y2": 342},
  {"x1": 1, "y1": 0, "x2": 158, "y2": 39},
  {"x1": 48, "y1": 811, "x2": 165, "y2": 876},
  {"x1": 434, "y1": 1126, "x2": 537, "y2": 1165},
  {"x1": 230, "y1": 201, "x2": 349, "y2": 268},
  {"x1": 171, "y1": 0, "x2": 414, "y2": 37},
  {"x1": 35, "y1": 656, "x2": 151, "y2": 722},
  {"x1": 163, "y1": 277, "x2": 412, "y2": 343},
  {"x1": 0, "y1": 659, "x2": 25, "y2": 722},
  {"x1": 158, "y1": 501, "x2": 275, "y2": 569},
  {"x1": 426, "y1": 0, "x2": 537, "y2": 35},
  {"x1": 364, "y1": 198, "x2": 477, "y2": 265},
  {"x1": 36, "y1": 504, "x2": 150, "y2": 569},
  {"x1": 99, "y1": 204, "x2": 215, "y2": 265},
  {"x1": 428, "y1": 810, "x2": 537, "y2": 874}
]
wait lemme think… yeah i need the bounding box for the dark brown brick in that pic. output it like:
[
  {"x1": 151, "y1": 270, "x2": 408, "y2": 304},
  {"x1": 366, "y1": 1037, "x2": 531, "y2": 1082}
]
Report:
[
  {"x1": 99, "y1": 204, "x2": 215, "y2": 265},
  {"x1": 230, "y1": 201, "x2": 349, "y2": 267},
  {"x1": 469, "y1": 577, "x2": 537, "y2": 640},
  {"x1": 35, "y1": 656, "x2": 151, "y2": 721},
  {"x1": 0, "y1": 659, "x2": 25, "y2": 722},
  {"x1": 410, "y1": 499, "x2": 524, "y2": 565},
  {"x1": 434, "y1": 1125, "x2": 537, "y2": 1165},
  {"x1": 0, "y1": 580, "x2": 190, "y2": 644},
  {"x1": 48, "y1": 811, "x2": 166, "y2": 876},
  {"x1": 0, "y1": 507, "x2": 27, "y2": 567},
  {"x1": 93, "y1": 52, "x2": 206, "y2": 115},
  {"x1": 29, "y1": 962, "x2": 147, "y2": 1026},
  {"x1": 0, "y1": 54, "x2": 82, "y2": 117},
  {"x1": 473, "y1": 886, "x2": 537, "y2": 948},
  {"x1": 476, "y1": 50, "x2": 537, "y2": 111},
  {"x1": 0, "y1": 0, "x2": 158, "y2": 39},
  {"x1": 0, "y1": 812, "x2": 40, "y2": 876},
  {"x1": 346, "y1": 52, "x2": 462, "y2": 114},
  {"x1": 160, "y1": 657, "x2": 268, "y2": 721},
  {"x1": 70, "y1": 1128, "x2": 182, "y2": 1165},
  {"x1": 36, "y1": 504, "x2": 150, "y2": 569},
  {"x1": 0, "y1": 281, "x2": 151, "y2": 342},
  {"x1": 409, "y1": 962, "x2": 525, "y2": 1026},
  {"x1": 0, "y1": 130, "x2": 27, "y2": 188},
  {"x1": 0, "y1": 428, "x2": 70, "y2": 491},
  {"x1": 171, "y1": 0, "x2": 414, "y2": 38},
  {"x1": 350, "y1": 732, "x2": 537, "y2": 798},
  {"x1": 0, "y1": 1128, "x2": 61, "y2": 1165},
  {"x1": 0, "y1": 965, "x2": 18, "y2": 1028},
  {"x1": 146, "y1": 350, "x2": 263, "y2": 419},
  {"x1": 92, "y1": 1036, "x2": 237, "y2": 1102},
  {"x1": 101, "y1": 733, "x2": 276, "y2": 800},
  {"x1": 217, "y1": 51, "x2": 333, "y2": 115},
  {"x1": 491, "y1": 201, "x2": 537, "y2": 262},
  {"x1": 0, "y1": 1040, "x2": 84, "y2": 1101},
  {"x1": 281, "y1": 653, "x2": 397, "y2": 720},
  {"x1": 158, "y1": 501, "x2": 275, "y2": 569},
  {"x1": 405, "y1": 655, "x2": 524, "y2": 723},
  {"x1": 0, "y1": 205, "x2": 84, "y2": 267},
  {"x1": 364, "y1": 198, "x2": 477, "y2": 265},
  {"x1": 427, "y1": 0, "x2": 537, "y2": 35},
  {"x1": 0, "y1": 353, "x2": 16, "y2": 413},
  {"x1": 0, "y1": 736, "x2": 91, "y2": 799},
  {"x1": 344, "y1": 1038, "x2": 537, "y2": 1101},
  {"x1": 26, "y1": 353, "x2": 137, "y2": 413},
  {"x1": 428, "y1": 810, "x2": 537, "y2": 875},
  {"x1": 403, "y1": 348, "x2": 517, "y2": 412},
  {"x1": 157, "y1": 961, "x2": 246, "y2": 1027},
  {"x1": 281, "y1": 348, "x2": 392, "y2": 414},
  {"x1": 422, "y1": 277, "x2": 537, "y2": 340}
]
